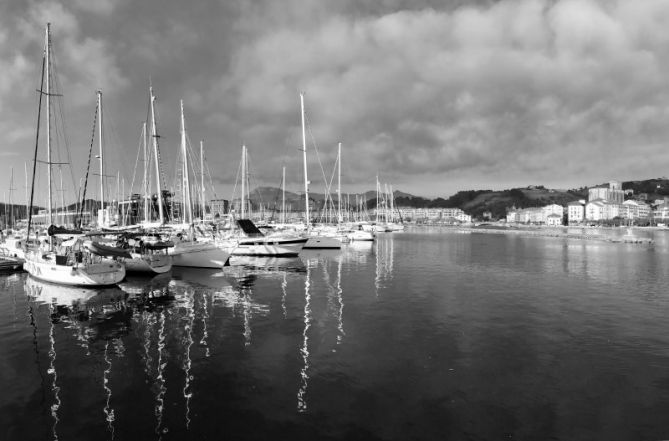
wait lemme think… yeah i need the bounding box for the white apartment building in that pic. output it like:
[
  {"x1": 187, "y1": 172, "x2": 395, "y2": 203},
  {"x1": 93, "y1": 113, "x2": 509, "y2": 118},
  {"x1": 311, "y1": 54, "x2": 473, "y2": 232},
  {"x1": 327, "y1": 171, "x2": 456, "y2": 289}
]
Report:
[
  {"x1": 585, "y1": 199, "x2": 605, "y2": 221},
  {"x1": 546, "y1": 214, "x2": 562, "y2": 226},
  {"x1": 542, "y1": 204, "x2": 564, "y2": 220},
  {"x1": 567, "y1": 201, "x2": 585, "y2": 224},
  {"x1": 396, "y1": 207, "x2": 471, "y2": 223},
  {"x1": 507, "y1": 206, "x2": 554, "y2": 224}
]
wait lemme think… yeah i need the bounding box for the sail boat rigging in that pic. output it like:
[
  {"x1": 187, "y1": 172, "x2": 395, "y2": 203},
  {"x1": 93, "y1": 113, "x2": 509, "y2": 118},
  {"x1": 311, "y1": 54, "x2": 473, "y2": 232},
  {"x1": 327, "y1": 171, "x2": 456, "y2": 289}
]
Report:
[{"x1": 23, "y1": 23, "x2": 125, "y2": 286}]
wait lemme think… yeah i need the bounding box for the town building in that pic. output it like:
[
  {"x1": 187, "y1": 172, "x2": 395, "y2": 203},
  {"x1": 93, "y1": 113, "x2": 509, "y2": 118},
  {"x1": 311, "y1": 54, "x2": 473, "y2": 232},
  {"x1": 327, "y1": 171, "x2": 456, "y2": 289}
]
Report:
[
  {"x1": 588, "y1": 181, "x2": 624, "y2": 205},
  {"x1": 567, "y1": 201, "x2": 585, "y2": 225},
  {"x1": 546, "y1": 213, "x2": 562, "y2": 226},
  {"x1": 396, "y1": 207, "x2": 471, "y2": 223},
  {"x1": 585, "y1": 199, "x2": 606, "y2": 222}
]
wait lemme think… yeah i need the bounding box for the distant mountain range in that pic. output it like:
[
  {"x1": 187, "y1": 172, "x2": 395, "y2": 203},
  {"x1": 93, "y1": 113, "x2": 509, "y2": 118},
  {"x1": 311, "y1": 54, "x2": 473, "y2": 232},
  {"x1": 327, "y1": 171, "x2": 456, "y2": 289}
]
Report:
[{"x1": 2, "y1": 179, "x2": 668, "y2": 223}]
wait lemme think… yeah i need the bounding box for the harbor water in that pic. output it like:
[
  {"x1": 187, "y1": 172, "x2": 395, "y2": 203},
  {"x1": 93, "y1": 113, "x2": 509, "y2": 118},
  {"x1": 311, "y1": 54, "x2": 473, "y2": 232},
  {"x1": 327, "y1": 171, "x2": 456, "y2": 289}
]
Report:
[{"x1": 2, "y1": 227, "x2": 669, "y2": 440}]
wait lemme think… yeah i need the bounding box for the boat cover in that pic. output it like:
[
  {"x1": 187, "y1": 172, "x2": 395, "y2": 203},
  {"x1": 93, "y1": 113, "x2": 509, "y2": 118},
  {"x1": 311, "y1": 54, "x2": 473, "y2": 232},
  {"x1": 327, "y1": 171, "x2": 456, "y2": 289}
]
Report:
[
  {"x1": 236, "y1": 219, "x2": 265, "y2": 237},
  {"x1": 85, "y1": 241, "x2": 132, "y2": 259},
  {"x1": 48, "y1": 225, "x2": 83, "y2": 236}
]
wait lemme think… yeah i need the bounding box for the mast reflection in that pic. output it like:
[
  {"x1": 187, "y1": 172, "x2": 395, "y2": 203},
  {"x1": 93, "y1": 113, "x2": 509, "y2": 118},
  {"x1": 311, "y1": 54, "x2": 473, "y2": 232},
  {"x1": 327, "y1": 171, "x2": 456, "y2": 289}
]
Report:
[
  {"x1": 200, "y1": 290, "x2": 211, "y2": 357},
  {"x1": 154, "y1": 309, "x2": 167, "y2": 437},
  {"x1": 336, "y1": 254, "x2": 345, "y2": 347},
  {"x1": 181, "y1": 287, "x2": 195, "y2": 429},
  {"x1": 103, "y1": 341, "x2": 115, "y2": 440},
  {"x1": 25, "y1": 277, "x2": 132, "y2": 440},
  {"x1": 47, "y1": 303, "x2": 60, "y2": 441},
  {"x1": 297, "y1": 258, "x2": 312, "y2": 412},
  {"x1": 374, "y1": 235, "x2": 395, "y2": 295}
]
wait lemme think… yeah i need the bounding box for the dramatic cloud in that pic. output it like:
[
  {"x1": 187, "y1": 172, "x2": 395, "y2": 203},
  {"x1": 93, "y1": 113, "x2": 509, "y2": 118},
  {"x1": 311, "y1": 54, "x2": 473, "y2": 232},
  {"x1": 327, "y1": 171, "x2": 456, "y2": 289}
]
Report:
[{"x1": 2, "y1": 0, "x2": 669, "y2": 201}]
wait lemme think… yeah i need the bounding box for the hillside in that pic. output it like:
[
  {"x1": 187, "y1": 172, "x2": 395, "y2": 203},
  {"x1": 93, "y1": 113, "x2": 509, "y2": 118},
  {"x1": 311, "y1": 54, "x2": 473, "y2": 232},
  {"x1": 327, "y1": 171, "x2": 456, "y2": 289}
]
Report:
[
  {"x1": 621, "y1": 178, "x2": 669, "y2": 199},
  {"x1": 4, "y1": 178, "x2": 662, "y2": 225}
]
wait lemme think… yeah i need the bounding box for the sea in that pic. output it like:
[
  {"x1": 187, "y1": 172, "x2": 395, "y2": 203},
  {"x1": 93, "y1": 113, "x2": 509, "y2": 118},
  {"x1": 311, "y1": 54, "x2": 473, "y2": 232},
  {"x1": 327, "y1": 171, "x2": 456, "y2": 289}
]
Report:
[{"x1": 2, "y1": 227, "x2": 669, "y2": 441}]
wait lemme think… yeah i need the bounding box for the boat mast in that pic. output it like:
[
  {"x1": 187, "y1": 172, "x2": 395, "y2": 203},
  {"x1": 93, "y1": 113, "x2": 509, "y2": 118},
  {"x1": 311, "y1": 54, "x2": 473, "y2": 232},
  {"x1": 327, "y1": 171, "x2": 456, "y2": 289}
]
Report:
[
  {"x1": 390, "y1": 184, "x2": 394, "y2": 223},
  {"x1": 46, "y1": 23, "x2": 53, "y2": 225},
  {"x1": 24, "y1": 162, "x2": 28, "y2": 223},
  {"x1": 200, "y1": 140, "x2": 205, "y2": 221},
  {"x1": 97, "y1": 90, "x2": 105, "y2": 226},
  {"x1": 9, "y1": 167, "x2": 15, "y2": 228},
  {"x1": 337, "y1": 142, "x2": 341, "y2": 224},
  {"x1": 375, "y1": 175, "x2": 379, "y2": 223},
  {"x1": 149, "y1": 86, "x2": 164, "y2": 224},
  {"x1": 180, "y1": 100, "x2": 193, "y2": 224},
  {"x1": 142, "y1": 121, "x2": 149, "y2": 223},
  {"x1": 26, "y1": 24, "x2": 48, "y2": 247},
  {"x1": 241, "y1": 145, "x2": 246, "y2": 219},
  {"x1": 300, "y1": 93, "x2": 309, "y2": 228},
  {"x1": 282, "y1": 166, "x2": 286, "y2": 224},
  {"x1": 59, "y1": 168, "x2": 65, "y2": 225}
]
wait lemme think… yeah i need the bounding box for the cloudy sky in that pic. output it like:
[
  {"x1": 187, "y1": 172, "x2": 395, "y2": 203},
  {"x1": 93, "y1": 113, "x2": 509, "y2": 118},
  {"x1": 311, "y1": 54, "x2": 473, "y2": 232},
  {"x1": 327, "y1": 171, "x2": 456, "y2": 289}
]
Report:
[{"x1": 2, "y1": 0, "x2": 669, "y2": 205}]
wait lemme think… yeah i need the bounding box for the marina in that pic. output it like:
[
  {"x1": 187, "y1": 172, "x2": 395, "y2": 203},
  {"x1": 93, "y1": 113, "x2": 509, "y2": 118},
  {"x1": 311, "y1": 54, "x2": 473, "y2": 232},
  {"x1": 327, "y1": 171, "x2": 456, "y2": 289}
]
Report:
[
  {"x1": 3, "y1": 229, "x2": 669, "y2": 440},
  {"x1": 2, "y1": 2, "x2": 669, "y2": 440}
]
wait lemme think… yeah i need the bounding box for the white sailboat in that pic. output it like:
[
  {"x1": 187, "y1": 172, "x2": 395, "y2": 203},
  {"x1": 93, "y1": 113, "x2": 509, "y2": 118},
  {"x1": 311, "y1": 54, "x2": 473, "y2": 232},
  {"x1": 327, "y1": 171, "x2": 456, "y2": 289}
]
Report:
[
  {"x1": 167, "y1": 100, "x2": 230, "y2": 268},
  {"x1": 297, "y1": 94, "x2": 344, "y2": 250},
  {"x1": 23, "y1": 23, "x2": 125, "y2": 286},
  {"x1": 86, "y1": 89, "x2": 173, "y2": 274}
]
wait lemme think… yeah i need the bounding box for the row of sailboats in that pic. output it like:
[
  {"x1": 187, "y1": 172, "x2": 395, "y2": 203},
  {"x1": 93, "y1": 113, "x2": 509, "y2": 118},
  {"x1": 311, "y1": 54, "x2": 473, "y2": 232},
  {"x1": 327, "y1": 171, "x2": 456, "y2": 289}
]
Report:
[
  {"x1": 18, "y1": 23, "x2": 386, "y2": 287},
  {"x1": 21, "y1": 24, "x2": 232, "y2": 287}
]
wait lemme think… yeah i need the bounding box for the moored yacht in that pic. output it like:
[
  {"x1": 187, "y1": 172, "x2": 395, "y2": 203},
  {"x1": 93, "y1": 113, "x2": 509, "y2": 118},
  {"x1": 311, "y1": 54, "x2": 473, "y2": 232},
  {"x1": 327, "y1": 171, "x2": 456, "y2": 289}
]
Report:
[
  {"x1": 228, "y1": 219, "x2": 307, "y2": 257},
  {"x1": 23, "y1": 24, "x2": 126, "y2": 287}
]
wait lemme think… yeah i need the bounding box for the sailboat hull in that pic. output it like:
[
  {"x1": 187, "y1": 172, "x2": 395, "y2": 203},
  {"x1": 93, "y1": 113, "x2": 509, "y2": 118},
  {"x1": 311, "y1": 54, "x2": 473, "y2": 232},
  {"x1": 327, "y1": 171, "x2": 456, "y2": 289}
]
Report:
[
  {"x1": 124, "y1": 253, "x2": 172, "y2": 274},
  {"x1": 24, "y1": 253, "x2": 126, "y2": 286},
  {"x1": 169, "y1": 241, "x2": 230, "y2": 268},
  {"x1": 231, "y1": 237, "x2": 308, "y2": 257}
]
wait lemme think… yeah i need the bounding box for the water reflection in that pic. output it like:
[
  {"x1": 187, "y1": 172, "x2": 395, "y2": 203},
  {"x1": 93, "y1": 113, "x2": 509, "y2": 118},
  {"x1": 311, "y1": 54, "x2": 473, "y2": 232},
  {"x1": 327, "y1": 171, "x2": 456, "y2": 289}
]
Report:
[
  {"x1": 297, "y1": 258, "x2": 312, "y2": 412},
  {"x1": 14, "y1": 247, "x2": 359, "y2": 434},
  {"x1": 336, "y1": 254, "x2": 344, "y2": 347},
  {"x1": 374, "y1": 235, "x2": 394, "y2": 294},
  {"x1": 47, "y1": 303, "x2": 60, "y2": 441},
  {"x1": 103, "y1": 341, "x2": 115, "y2": 440}
]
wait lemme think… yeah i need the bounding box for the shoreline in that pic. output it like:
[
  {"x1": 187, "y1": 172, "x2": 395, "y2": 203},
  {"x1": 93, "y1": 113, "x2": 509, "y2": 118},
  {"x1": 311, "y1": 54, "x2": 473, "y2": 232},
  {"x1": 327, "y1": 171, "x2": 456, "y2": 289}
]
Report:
[{"x1": 410, "y1": 224, "x2": 656, "y2": 244}]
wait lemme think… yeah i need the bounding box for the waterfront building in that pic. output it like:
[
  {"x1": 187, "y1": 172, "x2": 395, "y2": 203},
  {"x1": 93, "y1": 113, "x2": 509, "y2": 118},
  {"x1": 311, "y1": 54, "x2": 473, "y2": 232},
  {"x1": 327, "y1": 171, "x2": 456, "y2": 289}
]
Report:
[
  {"x1": 542, "y1": 204, "x2": 564, "y2": 219},
  {"x1": 585, "y1": 199, "x2": 605, "y2": 221},
  {"x1": 567, "y1": 201, "x2": 585, "y2": 225},
  {"x1": 546, "y1": 213, "x2": 562, "y2": 226},
  {"x1": 508, "y1": 204, "x2": 566, "y2": 225},
  {"x1": 653, "y1": 202, "x2": 669, "y2": 222},
  {"x1": 604, "y1": 202, "x2": 621, "y2": 220},
  {"x1": 395, "y1": 207, "x2": 471, "y2": 223}
]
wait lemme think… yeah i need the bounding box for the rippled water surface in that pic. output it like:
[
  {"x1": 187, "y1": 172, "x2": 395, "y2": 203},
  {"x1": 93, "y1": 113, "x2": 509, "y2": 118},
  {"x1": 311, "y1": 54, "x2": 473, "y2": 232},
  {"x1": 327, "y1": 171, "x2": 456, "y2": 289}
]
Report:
[{"x1": 3, "y1": 227, "x2": 669, "y2": 440}]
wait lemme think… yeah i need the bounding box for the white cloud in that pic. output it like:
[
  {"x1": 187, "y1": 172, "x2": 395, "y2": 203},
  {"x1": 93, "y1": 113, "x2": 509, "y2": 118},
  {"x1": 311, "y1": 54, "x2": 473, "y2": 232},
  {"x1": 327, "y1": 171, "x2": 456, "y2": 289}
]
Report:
[{"x1": 214, "y1": 0, "x2": 669, "y2": 194}]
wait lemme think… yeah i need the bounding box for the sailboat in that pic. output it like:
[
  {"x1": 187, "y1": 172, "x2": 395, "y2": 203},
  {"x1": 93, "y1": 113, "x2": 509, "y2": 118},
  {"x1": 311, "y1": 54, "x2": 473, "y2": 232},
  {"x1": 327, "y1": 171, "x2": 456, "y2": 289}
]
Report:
[
  {"x1": 226, "y1": 145, "x2": 307, "y2": 257},
  {"x1": 166, "y1": 100, "x2": 230, "y2": 268},
  {"x1": 297, "y1": 94, "x2": 345, "y2": 249},
  {"x1": 86, "y1": 90, "x2": 173, "y2": 274},
  {"x1": 23, "y1": 23, "x2": 125, "y2": 286}
]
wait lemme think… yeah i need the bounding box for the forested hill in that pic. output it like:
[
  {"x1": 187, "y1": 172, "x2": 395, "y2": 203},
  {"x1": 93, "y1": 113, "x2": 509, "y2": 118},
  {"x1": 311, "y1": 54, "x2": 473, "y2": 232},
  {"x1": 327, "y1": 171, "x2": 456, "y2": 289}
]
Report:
[{"x1": 394, "y1": 187, "x2": 585, "y2": 219}]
